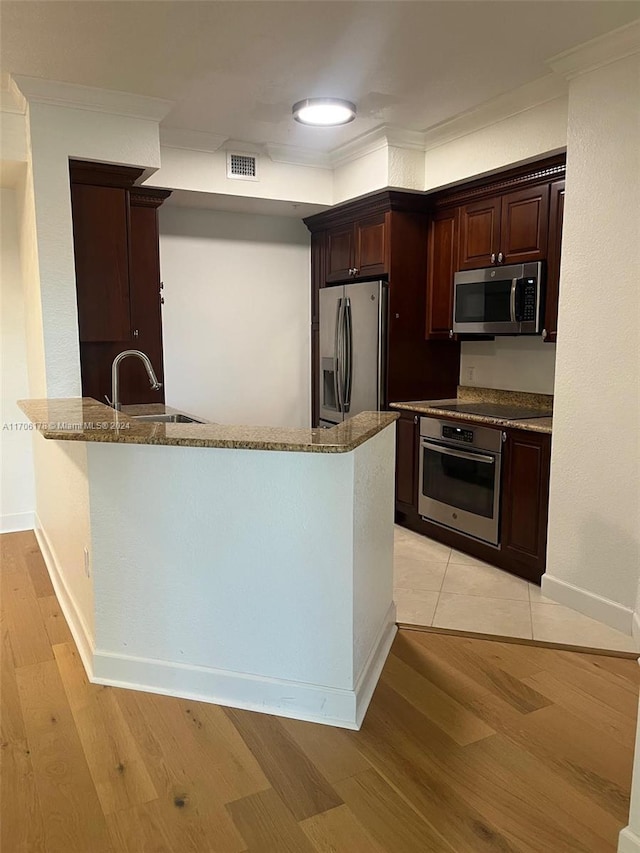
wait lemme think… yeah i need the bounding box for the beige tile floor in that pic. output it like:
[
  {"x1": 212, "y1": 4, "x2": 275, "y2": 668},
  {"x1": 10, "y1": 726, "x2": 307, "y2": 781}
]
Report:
[{"x1": 394, "y1": 525, "x2": 638, "y2": 653}]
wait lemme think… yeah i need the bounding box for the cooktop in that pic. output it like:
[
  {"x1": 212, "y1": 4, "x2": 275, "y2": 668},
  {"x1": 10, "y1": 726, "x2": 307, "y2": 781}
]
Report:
[{"x1": 429, "y1": 402, "x2": 552, "y2": 421}]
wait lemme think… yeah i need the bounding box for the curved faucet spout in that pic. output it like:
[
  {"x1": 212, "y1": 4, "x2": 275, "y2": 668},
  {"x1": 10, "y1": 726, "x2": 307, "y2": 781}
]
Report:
[{"x1": 111, "y1": 350, "x2": 162, "y2": 411}]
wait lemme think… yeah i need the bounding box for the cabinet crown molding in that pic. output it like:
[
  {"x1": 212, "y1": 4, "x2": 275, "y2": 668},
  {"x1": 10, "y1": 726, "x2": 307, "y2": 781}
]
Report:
[{"x1": 69, "y1": 160, "x2": 145, "y2": 188}]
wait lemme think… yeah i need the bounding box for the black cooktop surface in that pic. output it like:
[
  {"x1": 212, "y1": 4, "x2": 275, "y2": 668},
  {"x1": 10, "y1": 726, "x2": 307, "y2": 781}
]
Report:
[{"x1": 429, "y1": 402, "x2": 552, "y2": 420}]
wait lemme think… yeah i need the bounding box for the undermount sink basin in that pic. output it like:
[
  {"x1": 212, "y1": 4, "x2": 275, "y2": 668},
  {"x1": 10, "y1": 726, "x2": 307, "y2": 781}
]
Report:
[{"x1": 131, "y1": 413, "x2": 205, "y2": 424}]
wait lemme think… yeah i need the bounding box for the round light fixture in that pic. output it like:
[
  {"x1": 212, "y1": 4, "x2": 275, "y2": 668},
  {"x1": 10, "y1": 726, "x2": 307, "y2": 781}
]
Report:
[{"x1": 292, "y1": 98, "x2": 356, "y2": 127}]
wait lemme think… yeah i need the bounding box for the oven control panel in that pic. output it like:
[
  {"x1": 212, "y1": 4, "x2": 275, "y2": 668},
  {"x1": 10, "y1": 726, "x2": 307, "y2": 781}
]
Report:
[{"x1": 442, "y1": 425, "x2": 474, "y2": 444}]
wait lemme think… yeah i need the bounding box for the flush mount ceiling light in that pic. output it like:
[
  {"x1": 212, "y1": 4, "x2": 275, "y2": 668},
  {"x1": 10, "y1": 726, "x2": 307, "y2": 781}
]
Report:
[{"x1": 292, "y1": 98, "x2": 356, "y2": 127}]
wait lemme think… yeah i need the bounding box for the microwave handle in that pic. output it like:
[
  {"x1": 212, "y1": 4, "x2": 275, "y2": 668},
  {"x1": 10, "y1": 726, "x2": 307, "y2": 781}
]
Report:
[{"x1": 510, "y1": 278, "x2": 518, "y2": 323}]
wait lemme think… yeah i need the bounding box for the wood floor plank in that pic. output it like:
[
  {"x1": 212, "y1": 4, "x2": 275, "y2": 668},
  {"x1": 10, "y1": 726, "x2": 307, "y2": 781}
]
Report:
[
  {"x1": 335, "y1": 768, "x2": 456, "y2": 853},
  {"x1": 224, "y1": 707, "x2": 343, "y2": 821},
  {"x1": 105, "y1": 801, "x2": 176, "y2": 853},
  {"x1": 38, "y1": 595, "x2": 74, "y2": 645},
  {"x1": 25, "y1": 541, "x2": 55, "y2": 598},
  {"x1": 381, "y1": 651, "x2": 496, "y2": 745},
  {"x1": 15, "y1": 658, "x2": 113, "y2": 853},
  {"x1": 522, "y1": 668, "x2": 639, "y2": 747},
  {"x1": 226, "y1": 788, "x2": 315, "y2": 853},
  {"x1": 279, "y1": 716, "x2": 372, "y2": 783},
  {"x1": 53, "y1": 642, "x2": 158, "y2": 815},
  {"x1": 495, "y1": 704, "x2": 634, "y2": 824},
  {"x1": 410, "y1": 631, "x2": 552, "y2": 713},
  {"x1": 299, "y1": 803, "x2": 388, "y2": 853},
  {"x1": 1, "y1": 536, "x2": 53, "y2": 667}
]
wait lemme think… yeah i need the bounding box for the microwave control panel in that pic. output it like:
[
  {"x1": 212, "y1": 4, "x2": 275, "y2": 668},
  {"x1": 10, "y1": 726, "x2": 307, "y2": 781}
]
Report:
[{"x1": 522, "y1": 278, "x2": 537, "y2": 322}]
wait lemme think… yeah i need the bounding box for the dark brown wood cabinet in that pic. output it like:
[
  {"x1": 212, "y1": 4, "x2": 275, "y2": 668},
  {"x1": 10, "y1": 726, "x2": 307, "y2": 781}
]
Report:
[
  {"x1": 501, "y1": 428, "x2": 551, "y2": 577},
  {"x1": 425, "y1": 207, "x2": 459, "y2": 339},
  {"x1": 459, "y1": 196, "x2": 501, "y2": 270},
  {"x1": 500, "y1": 184, "x2": 549, "y2": 265},
  {"x1": 325, "y1": 213, "x2": 388, "y2": 282},
  {"x1": 544, "y1": 179, "x2": 565, "y2": 343},
  {"x1": 395, "y1": 411, "x2": 419, "y2": 511},
  {"x1": 459, "y1": 185, "x2": 549, "y2": 270},
  {"x1": 70, "y1": 161, "x2": 170, "y2": 406}
]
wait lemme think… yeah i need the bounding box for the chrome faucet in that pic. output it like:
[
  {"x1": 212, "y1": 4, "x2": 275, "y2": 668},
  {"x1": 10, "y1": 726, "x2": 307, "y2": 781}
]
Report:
[{"x1": 111, "y1": 350, "x2": 162, "y2": 411}]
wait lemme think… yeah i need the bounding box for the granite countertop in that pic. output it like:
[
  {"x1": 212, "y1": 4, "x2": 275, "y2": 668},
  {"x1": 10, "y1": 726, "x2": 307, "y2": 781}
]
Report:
[
  {"x1": 390, "y1": 386, "x2": 553, "y2": 434},
  {"x1": 17, "y1": 398, "x2": 398, "y2": 454}
]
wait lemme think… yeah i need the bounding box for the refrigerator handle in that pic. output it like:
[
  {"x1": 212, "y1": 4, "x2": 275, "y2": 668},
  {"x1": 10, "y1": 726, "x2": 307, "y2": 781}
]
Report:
[
  {"x1": 343, "y1": 298, "x2": 353, "y2": 412},
  {"x1": 334, "y1": 298, "x2": 344, "y2": 413}
]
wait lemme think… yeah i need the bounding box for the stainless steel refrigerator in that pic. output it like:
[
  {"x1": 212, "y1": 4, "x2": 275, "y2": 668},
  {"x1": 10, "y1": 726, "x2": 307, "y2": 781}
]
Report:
[{"x1": 318, "y1": 280, "x2": 388, "y2": 427}]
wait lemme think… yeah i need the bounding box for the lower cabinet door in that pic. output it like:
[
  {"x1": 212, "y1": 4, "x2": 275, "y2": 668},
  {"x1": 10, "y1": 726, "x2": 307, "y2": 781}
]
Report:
[
  {"x1": 501, "y1": 429, "x2": 551, "y2": 575},
  {"x1": 395, "y1": 411, "x2": 419, "y2": 510}
]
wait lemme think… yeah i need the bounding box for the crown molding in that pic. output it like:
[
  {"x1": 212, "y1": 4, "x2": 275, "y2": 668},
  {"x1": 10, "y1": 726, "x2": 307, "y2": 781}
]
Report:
[
  {"x1": 160, "y1": 126, "x2": 227, "y2": 152},
  {"x1": 328, "y1": 126, "x2": 390, "y2": 169},
  {"x1": 422, "y1": 74, "x2": 568, "y2": 151},
  {"x1": 11, "y1": 75, "x2": 173, "y2": 121},
  {"x1": 547, "y1": 19, "x2": 640, "y2": 79},
  {"x1": 265, "y1": 143, "x2": 331, "y2": 169},
  {"x1": 0, "y1": 73, "x2": 26, "y2": 114}
]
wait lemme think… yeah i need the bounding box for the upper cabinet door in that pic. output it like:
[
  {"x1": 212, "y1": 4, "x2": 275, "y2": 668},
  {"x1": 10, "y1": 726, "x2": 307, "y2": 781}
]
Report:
[
  {"x1": 458, "y1": 197, "x2": 501, "y2": 270},
  {"x1": 426, "y1": 207, "x2": 459, "y2": 339},
  {"x1": 326, "y1": 226, "x2": 354, "y2": 283},
  {"x1": 544, "y1": 179, "x2": 565, "y2": 343},
  {"x1": 71, "y1": 183, "x2": 131, "y2": 342},
  {"x1": 500, "y1": 184, "x2": 550, "y2": 264},
  {"x1": 355, "y1": 213, "x2": 388, "y2": 278}
]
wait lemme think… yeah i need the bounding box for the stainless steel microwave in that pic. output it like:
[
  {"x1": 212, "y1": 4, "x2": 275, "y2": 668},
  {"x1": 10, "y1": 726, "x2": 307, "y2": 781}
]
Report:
[{"x1": 453, "y1": 261, "x2": 544, "y2": 335}]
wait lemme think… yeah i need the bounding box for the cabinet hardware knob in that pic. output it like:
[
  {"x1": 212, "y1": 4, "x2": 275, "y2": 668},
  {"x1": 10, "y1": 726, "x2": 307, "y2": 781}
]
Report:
[
  {"x1": 414, "y1": 415, "x2": 418, "y2": 425},
  {"x1": 449, "y1": 329, "x2": 454, "y2": 339},
  {"x1": 502, "y1": 431, "x2": 507, "y2": 443},
  {"x1": 160, "y1": 281, "x2": 164, "y2": 290},
  {"x1": 133, "y1": 329, "x2": 139, "y2": 338},
  {"x1": 160, "y1": 296, "x2": 165, "y2": 305},
  {"x1": 353, "y1": 267, "x2": 359, "y2": 276},
  {"x1": 542, "y1": 328, "x2": 547, "y2": 341},
  {"x1": 490, "y1": 253, "x2": 496, "y2": 264},
  {"x1": 497, "y1": 252, "x2": 504, "y2": 264}
]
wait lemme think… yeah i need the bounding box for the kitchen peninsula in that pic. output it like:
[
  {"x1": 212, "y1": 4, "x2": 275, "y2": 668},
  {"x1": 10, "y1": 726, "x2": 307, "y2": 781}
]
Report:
[{"x1": 19, "y1": 398, "x2": 399, "y2": 730}]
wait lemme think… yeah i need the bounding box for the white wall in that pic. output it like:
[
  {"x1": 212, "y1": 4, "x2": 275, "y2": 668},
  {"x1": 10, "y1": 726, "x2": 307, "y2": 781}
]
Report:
[
  {"x1": 544, "y1": 53, "x2": 640, "y2": 630},
  {"x1": 460, "y1": 338, "x2": 556, "y2": 395},
  {"x1": 423, "y1": 96, "x2": 568, "y2": 191},
  {"x1": 87, "y1": 425, "x2": 396, "y2": 728},
  {"x1": 159, "y1": 206, "x2": 311, "y2": 427},
  {"x1": 0, "y1": 186, "x2": 35, "y2": 531},
  {"x1": 13, "y1": 92, "x2": 165, "y2": 658}
]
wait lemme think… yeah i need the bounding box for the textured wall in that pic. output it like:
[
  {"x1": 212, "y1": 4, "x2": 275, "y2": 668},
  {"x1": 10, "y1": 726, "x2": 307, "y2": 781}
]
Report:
[
  {"x1": 159, "y1": 206, "x2": 311, "y2": 427},
  {"x1": 460, "y1": 337, "x2": 556, "y2": 395},
  {"x1": 545, "y1": 54, "x2": 640, "y2": 612},
  {"x1": 0, "y1": 187, "x2": 35, "y2": 531}
]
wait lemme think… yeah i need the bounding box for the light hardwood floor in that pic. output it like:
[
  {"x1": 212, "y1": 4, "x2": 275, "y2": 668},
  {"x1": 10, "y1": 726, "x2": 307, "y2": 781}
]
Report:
[{"x1": 2, "y1": 530, "x2": 639, "y2": 852}]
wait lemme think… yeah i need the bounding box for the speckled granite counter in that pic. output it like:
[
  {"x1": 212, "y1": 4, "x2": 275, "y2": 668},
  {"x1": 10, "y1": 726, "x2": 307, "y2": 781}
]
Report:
[
  {"x1": 18, "y1": 398, "x2": 398, "y2": 453},
  {"x1": 391, "y1": 386, "x2": 553, "y2": 434}
]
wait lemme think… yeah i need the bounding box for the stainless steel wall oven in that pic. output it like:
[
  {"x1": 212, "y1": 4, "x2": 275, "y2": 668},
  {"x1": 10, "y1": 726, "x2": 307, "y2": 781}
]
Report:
[{"x1": 418, "y1": 418, "x2": 502, "y2": 545}]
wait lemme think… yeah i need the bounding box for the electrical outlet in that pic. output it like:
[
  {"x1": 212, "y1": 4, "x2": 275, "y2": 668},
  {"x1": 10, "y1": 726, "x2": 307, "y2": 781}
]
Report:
[
  {"x1": 465, "y1": 366, "x2": 476, "y2": 383},
  {"x1": 84, "y1": 546, "x2": 90, "y2": 578}
]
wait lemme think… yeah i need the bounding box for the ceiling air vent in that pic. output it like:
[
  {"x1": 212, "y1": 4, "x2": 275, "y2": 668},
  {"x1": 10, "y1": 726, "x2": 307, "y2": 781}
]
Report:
[{"x1": 227, "y1": 152, "x2": 258, "y2": 181}]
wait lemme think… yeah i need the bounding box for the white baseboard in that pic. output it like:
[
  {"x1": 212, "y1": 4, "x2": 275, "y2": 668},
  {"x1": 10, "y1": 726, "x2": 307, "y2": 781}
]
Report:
[
  {"x1": 619, "y1": 826, "x2": 640, "y2": 853},
  {"x1": 541, "y1": 574, "x2": 634, "y2": 635},
  {"x1": 354, "y1": 603, "x2": 397, "y2": 729},
  {"x1": 33, "y1": 515, "x2": 94, "y2": 677},
  {"x1": 93, "y1": 604, "x2": 397, "y2": 731},
  {"x1": 1, "y1": 511, "x2": 35, "y2": 533}
]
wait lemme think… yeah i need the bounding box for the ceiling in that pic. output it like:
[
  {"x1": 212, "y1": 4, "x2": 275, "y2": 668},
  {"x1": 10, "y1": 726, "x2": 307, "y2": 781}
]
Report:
[{"x1": 1, "y1": 2, "x2": 638, "y2": 154}]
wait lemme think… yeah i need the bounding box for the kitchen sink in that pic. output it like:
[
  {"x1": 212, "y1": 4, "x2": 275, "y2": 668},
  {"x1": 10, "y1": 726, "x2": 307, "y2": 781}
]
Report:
[{"x1": 131, "y1": 413, "x2": 206, "y2": 424}]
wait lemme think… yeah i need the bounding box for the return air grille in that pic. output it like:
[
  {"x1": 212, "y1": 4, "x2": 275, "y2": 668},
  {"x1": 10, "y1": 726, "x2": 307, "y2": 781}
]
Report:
[{"x1": 227, "y1": 153, "x2": 258, "y2": 181}]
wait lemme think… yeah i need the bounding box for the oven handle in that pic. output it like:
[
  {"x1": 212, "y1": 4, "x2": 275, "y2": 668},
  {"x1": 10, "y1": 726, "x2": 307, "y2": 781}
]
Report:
[{"x1": 421, "y1": 439, "x2": 496, "y2": 465}]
